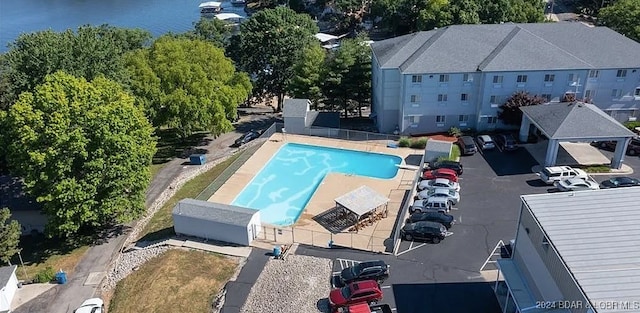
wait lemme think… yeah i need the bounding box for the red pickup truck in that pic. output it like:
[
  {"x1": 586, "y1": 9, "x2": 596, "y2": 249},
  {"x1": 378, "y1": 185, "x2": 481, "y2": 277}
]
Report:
[{"x1": 336, "y1": 303, "x2": 393, "y2": 313}]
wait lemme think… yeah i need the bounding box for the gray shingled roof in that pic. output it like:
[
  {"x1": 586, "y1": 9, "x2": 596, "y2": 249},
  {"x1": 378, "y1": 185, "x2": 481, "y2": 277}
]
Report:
[
  {"x1": 283, "y1": 99, "x2": 310, "y2": 118},
  {"x1": 0, "y1": 265, "x2": 17, "y2": 288},
  {"x1": 521, "y1": 188, "x2": 640, "y2": 312},
  {"x1": 520, "y1": 102, "x2": 636, "y2": 140},
  {"x1": 371, "y1": 23, "x2": 640, "y2": 74},
  {"x1": 172, "y1": 199, "x2": 257, "y2": 227},
  {"x1": 426, "y1": 139, "x2": 453, "y2": 154}
]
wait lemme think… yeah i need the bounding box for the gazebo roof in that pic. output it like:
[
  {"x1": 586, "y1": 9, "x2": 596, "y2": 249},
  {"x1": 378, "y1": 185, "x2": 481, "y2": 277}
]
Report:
[
  {"x1": 334, "y1": 186, "x2": 389, "y2": 217},
  {"x1": 520, "y1": 102, "x2": 636, "y2": 140}
]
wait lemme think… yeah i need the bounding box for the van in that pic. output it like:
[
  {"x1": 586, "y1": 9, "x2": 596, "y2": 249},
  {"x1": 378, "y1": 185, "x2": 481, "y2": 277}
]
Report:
[{"x1": 457, "y1": 136, "x2": 477, "y2": 155}]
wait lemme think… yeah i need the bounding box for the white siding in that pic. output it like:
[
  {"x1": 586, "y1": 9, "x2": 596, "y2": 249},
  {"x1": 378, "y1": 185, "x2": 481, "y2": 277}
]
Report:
[
  {"x1": 0, "y1": 270, "x2": 18, "y2": 312},
  {"x1": 173, "y1": 213, "x2": 251, "y2": 246},
  {"x1": 246, "y1": 211, "x2": 262, "y2": 244},
  {"x1": 283, "y1": 117, "x2": 306, "y2": 135}
]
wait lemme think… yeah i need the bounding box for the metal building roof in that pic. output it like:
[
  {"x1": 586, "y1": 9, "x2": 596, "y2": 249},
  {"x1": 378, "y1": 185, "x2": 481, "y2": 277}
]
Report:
[
  {"x1": 335, "y1": 186, "x2": 389, "y2": 217},
  {"x1": 521, "y1": 188, "x2": 640, "y2": 312},
  {"x1": 0, "y1": 265, "x2": 17, "y2": 288},
  {"x1": 520, "y1": 102, "x2": 636, "y2": 140},
  {"x1": 172, "y1": 198, "x2": 257, "y2": 227}
]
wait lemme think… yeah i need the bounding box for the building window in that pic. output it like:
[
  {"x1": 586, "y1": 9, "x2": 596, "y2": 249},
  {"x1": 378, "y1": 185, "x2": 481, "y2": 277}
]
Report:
[
  {"x1": 412, "y1": 75, "x2": 422, "y2": 83},
  {"x1": 568, "y1": 73, "x2": 577, "y2": 82},
  {"x1": 617, "y1": 69, "x2": 627, "y2": 78},
  {"x1": 463, "y1": 73, "x2": 473, "y2": 82},
  {"x1": 461, "y1": 93, "x2": 469, "y2": 101},
  {"x1": 410, "y1": 115, "x2": 420, "y2": 124},
  {"x1": 436, "y1": 115, "x2": 446, "y2": 123},
  {"x1": 487, "y1": 116, "x2": 497, "y2": 124},
  {"x1": 410, "y1": 95, "x2": 420, "y2": 103},
  {"x1": 516, "y1": 75, "x2": 528, "y2": 83},
  {"x1": 589, "y1": 70, "x2": 599, "y2": 78},
  {"x1": 611, "y1": 89, "x2": 622, "y2": 98},
  {"x1": 490, "y1": 95, "x2": 503, "y2": 104},
  {"x1": 542, "y1": 94, "x2": 552, "y2": 102},
  {"x1": 493, "y1": 75, "x2": 503, "y2": 84},
  {"x1": 585, "y1": 90, "x2": 595, "y2": 99},
  {"x1": 439, "y1": 74, "x2": 449, "y2": 82},
  {"x1": 544, "y1": 74, "x2": 555, "y2": 82},
  {"x1": 459, "y1": 115, "x2": 469, "y2": 122},
  {"x1": 635, "y1": 88, "x2": 640, "y2": 96},
  {"x1": 437, "y1": 94, "x2": 448, "y2": 102}
]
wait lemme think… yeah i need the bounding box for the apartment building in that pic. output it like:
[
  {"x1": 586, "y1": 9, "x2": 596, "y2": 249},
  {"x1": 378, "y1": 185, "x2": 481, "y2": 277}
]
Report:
[{"x1": 370, "y1": 22, "x2": 640, "y2": 135}]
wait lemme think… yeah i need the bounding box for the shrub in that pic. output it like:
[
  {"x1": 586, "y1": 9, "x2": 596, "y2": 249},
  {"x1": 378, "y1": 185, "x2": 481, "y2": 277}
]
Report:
[
  {"x1": 584, "y1": 165, "x2": 610, "y2": 173},
  {"x1": 398, "y1": 137, "x2": 411, "y2": 147},
  {"x1": 34, "y1": 267, "x2": 56, "y2": 283},
  {"x1": 623, "y1": 121, "x2": 640, "y2": 131},
  {"x1": 448, "y1": 127, "x2": 462, "y2": 138},
  {"x1": 409, "y1": 138, "x2": 427, "y2": 149}
]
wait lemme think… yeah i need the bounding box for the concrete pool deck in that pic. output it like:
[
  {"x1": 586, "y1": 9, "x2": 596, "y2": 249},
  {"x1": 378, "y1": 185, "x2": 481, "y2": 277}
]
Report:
[{"x1": 208, "y1": 133, "x2": 421, "y2": 252}]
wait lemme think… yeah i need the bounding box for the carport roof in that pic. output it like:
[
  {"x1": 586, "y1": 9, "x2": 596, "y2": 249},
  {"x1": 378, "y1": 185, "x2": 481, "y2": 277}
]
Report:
[
  {"x1": 173, "y1": 198, "x2": 257, "y2": 227},
  {"x1": 520, "y1": 102, "x2": 636, "y2": 140},
  {"x1": 0, "y1": 265, "x2": 17, "y2": 287},
  {"x1": 521, "y1": 188, "x2": 640, "y2": 312},
  {"x1": 334, "y1": 186, "x2": 389, "y2": 217}
]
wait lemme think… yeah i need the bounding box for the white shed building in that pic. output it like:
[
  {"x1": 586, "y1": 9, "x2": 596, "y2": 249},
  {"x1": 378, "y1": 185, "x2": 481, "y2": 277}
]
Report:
[
  {"x1": 0, "y1": 265, "x2": 18, "y2": 313},
  {"x1": 172, "y1": 199, "x2": 261, "y2": 246},
  {"x1": 283, "y1": 98, "x2": 314, "y2": 135},
  {"x1": 424, "y1": 139, "x2": 453, "y2": 163}
]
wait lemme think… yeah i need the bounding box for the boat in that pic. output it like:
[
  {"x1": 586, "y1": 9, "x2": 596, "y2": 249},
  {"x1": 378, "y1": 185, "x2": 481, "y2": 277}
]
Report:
[
  {"x1": 199, "y1": 1, "x2": 222, "y2": 14},
  {"x1": 230, "y1": 0, "x2": 246, "y2": 6}
]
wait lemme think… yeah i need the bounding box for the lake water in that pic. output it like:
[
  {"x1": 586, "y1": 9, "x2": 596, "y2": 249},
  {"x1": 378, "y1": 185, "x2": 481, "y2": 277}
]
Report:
[{"x1": 0, "y1": 0, "x2": 247, "y2": 52}]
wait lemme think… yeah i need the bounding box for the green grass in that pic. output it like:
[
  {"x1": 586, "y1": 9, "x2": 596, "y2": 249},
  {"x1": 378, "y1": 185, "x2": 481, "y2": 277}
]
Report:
[
  {"x1": 583, "y1": 165, "x2": 610, "y2": 173},
  {"x1": 138, "y1": 152, "x2": 242, "y2": 242},
  {"x1": 12, "y1": 234, "x2": 91, "y2": 281},
  {"x1": 450, "y1": 144, "x2": 461, "y2": 160}
]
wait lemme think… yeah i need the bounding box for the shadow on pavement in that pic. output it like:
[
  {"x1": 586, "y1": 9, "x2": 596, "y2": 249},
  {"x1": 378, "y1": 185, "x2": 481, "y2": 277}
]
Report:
[
  {"x1": 480, "y1": 148, "x2": 539, "y2": 176},
  {"x1": 393, "y1": 282, "x2": 501, "y2": 313}
]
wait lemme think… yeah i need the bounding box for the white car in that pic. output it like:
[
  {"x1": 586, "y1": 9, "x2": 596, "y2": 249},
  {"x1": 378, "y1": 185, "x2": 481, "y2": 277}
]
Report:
[
  {"x1": 476, "y1": 135, "x2": 495, "y2": 150},
  {"x1": 554, "y1": 178, "x2": 600, "y2": 192},
  {"x1": 417, "y1": 188, "x2": 460, "y2": 205},
  {"x1": 538, "y1": 166, "x2": 589, "y2": 185},
  {"x1": 417, "y1": 178, "x2": 460, "y2": 192},
  {"x1": 74, "y1": 298, "x2": 104, "y2": 313}
]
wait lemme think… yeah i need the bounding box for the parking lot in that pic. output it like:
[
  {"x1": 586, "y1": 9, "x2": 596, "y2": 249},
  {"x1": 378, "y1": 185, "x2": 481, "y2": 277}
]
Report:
[{"x1": 296, "y1": 143, "x2": 640, "y2": 313}]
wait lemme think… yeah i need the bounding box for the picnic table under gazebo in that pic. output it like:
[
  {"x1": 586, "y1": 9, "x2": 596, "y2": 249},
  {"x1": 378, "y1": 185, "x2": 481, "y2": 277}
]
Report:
[{"x1": 334, "y1": 185, "x2": 390, "y2": 232}]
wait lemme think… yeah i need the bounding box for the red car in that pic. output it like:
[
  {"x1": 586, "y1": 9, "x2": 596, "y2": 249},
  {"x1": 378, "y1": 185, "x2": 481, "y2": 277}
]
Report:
[
  {"x1": 421, "y1": 168, "x2": 458, "y2": 182},
  {"x1": 329, "y1": 280, "x2": 383, "y2": 312}
]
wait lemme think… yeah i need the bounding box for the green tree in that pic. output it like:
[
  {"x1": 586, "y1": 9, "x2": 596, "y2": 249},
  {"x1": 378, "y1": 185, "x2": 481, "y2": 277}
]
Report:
[
  {"x1": 189, "y1": 17, "x2": 230, "y2": 48},
  {"x1": 287, "y1": 44, "x2": 326, "y2": 109},
  {"x1": 342, "y1": 36, "x2": 372, "y2": 116},
  {"x1": 234, "y1": 7, "x2": 319, "y2": 112},
  {"x1": 126, "y1": 36, "x2": 252, "y2": 138},
  {"x1": 2, "y1": 25, "x2": 150, "y2": 106},
  {"x1": 498, "y1": 91, "x2": 545, "y2": 126},
  {"x1": 417, "y1": 0, "x2": 453, "y2": 30},
  {"x1": 4, "y1": 72, "x2": 156, "y2": 237},
  {"x1": 598, "y1": 0, "x2": 640, "y2": 42},
  {"x1": 449, "y1": 0, "x2": 481, "y2": 24},
  {"x1": 0, "y1": 208, "x2": 21, "y2": 264}
]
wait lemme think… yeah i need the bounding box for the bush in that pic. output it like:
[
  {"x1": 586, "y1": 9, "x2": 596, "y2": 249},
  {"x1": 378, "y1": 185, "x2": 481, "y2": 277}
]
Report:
[
  {"x1": 448, "y1": 127, "x2": 462, "y2": 138},
  {"x1": 409, "y1": 138, "x2": 427, "y2": 149},
  {"x1": 584, "y1": 165, "x2": 610, "y2": 173},
  {"x1": 34, "y1": 266, "x2": 56, "y2": 283},
  {"x1": 623, "y1": 121, "x2": 640, "y2": 130},
  {"x1": 398, "y1": 137, "x2": 411, "y2": 147}
]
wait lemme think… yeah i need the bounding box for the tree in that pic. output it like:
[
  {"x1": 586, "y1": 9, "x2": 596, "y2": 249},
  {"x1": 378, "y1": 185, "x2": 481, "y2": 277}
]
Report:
[
  {"x1": 287, "y1": 44, "x2": 326, "y2": 109},
  {"x1": 449, "y1": 0, "x2": 481, "y2": 25},
  {"x1": 0, "y1": 208, "x2": 21, "y2": 264},
  {"x1": 342, "y1": 36, "x2": 372, "y2": 116},
  {"x1": 4, "y1": 72, "x2": 156, "y2": 237},
  {"x1": 126, "y1": 36, "x2": 252, "y2": 138},
  {"x1": 497, "y1": 91, "x2": 545, "y2": 126},
  {"x1": 189, "y1": 17, "x2": 230, "y2": 48},
  {"x1": 234, "y1": 7, "x2": 319, "y2": 112},
  {"x1": 598, "y1": 0, "x2": 640, "y2": 43},
  {"x1": 2, "y1": 25, "x2": 151, "y2": 106},
  {"x1": 417, "y1": 0, "x2": 453, "y2": 30}
]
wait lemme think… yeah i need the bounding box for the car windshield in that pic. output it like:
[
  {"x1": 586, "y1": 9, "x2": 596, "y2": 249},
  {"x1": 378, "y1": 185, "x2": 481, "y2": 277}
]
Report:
[
  {"x1": 448, "y1": 190, "x2": 456, "y2": 196},
  {"x1": 341, "y1": 286, "x2": 352, "y2": 299}
]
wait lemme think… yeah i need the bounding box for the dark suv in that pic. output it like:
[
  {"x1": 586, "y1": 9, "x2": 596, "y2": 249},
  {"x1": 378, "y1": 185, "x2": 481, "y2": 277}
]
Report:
[
  {"x1": 494, "y1": 134, "x2": 519, "y2": 152},
  {"x1": 407, "y1": 211, "x2": 455, "y2": 229},
  {"x1": 340, "y1": 260, "x2": 389, "y2": 285},
  {"x1": 593, "y1": 138, "x2": 640, "y2": 155},
  {"x1": 427, "y1": 160, "x2": 463, "y2": 175},
  {"x1": 401, "y1": 221, "x2": 447, "y2": 243},
  {"x1": 457, "y1": 136, "x2": 477, "y2": 155}
]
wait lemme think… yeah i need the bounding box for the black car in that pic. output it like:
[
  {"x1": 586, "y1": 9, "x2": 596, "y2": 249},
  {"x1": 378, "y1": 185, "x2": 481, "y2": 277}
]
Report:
[
  {"x1": 234, "y1": 130, "x2": 260, "y2": 146},
  {"x1": 600, "y1": 177, "x2": 640, "y2": 188},
  {"x1": 401, "y1": 221, "x2": 447, "y2": 243},
  {"x1": 340, "y1": 260, "x2": 390, "y2": 284},
  {"x1": 494, "y1": 134, "x2": 519, "y2": 152},
  {"x1": 593, "y1": 138, "x2": 640, "y2": 156},
  {"x1": 427, "y1": 160, "x2": 463, "y2": 175},
  {"x1": 406, "y1": 211, "x2": 455, "y2": 229}
]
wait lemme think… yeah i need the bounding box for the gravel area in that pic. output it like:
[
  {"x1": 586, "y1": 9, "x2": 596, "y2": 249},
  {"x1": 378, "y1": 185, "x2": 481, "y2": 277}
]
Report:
[
  {"x1": 101, "y1": 246, "x2": 169, "y2": 290},
  {"x1": 240, "y1": 255, "x2": 332, "y2": 313}
]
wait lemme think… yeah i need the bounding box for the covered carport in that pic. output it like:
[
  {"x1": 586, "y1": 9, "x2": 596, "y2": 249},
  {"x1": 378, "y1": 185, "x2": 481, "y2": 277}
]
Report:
[
  {"x1": 519, "y1": 102, "x2": 636, "y2": 169},
  {"x1": 334, "y1": 185, "x2": 389, "y2": 232}
]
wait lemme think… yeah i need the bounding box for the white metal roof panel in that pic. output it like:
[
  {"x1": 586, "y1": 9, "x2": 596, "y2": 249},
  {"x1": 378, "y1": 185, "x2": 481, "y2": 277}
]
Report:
[
  {"x1": 521, "y1": 188, "x2": 640, "y2": 312},
  {"x1": 334, "y1": 185, "x2": 389, "y2": 217}
]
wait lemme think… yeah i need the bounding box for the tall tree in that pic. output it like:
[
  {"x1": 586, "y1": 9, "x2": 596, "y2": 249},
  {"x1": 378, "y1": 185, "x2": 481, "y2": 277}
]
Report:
[
  {"x1": 342, "y1": 36, "x2": 372, "y2": 116},
  {"x1": 497, "y1": 91, "x2": 545, "y2": 126},
  {"x1": 449, "y1": 0, "x2": 481, "y2": 24},
  {"x1": 287, "y1": 44, "x2": 326, "y2": 109},
  {"x1": 126, "y1": 36, "x2": 252, "y2": 138},
  {"x1": 189, "y1": 17, "x2": 230, "y2": 48},
  {"x1": 598, "y1": 0, "x2": 640, "y2": 42},
  {"x1": 234, "y1": 7, "x2": 319, "y2": 112},
  {"x1": 417, "y1": 0, "x2": 453, "y2": 30},
  {"x1": 4, "y1": 72, "x2": 156, "y2": 237},
  {"x1": 0, "y1": 208, "x2": 21, "y2": 264}
]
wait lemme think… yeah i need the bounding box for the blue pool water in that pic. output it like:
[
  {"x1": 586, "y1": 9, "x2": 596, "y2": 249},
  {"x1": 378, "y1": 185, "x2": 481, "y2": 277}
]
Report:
[{"x1": 232, "y1": 143, "x2": 402, "y2": 226}]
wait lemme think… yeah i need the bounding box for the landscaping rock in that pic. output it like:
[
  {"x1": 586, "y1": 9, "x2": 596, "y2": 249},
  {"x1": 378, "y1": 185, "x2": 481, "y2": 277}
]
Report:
[{"x1": 102, "y1": 246, "x2": 169, "y2": 290}]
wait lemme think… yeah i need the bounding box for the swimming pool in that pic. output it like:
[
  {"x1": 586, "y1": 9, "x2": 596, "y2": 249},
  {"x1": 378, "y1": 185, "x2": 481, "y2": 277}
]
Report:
[{"x1": 231, "y1": 143, "x2": 402, "y2": 226}]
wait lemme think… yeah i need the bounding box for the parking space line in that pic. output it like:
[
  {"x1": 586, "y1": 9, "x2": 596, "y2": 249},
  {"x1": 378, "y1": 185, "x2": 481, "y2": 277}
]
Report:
[
  {"x1": 391, "y1": 308, "x2": 397, "y2": 311},
  {"x1": 381, "y1": 285, "x2": 392, "y2": 289},
  {"x1": 396, "y1": 242, "x2": 426, "y2": 256}
]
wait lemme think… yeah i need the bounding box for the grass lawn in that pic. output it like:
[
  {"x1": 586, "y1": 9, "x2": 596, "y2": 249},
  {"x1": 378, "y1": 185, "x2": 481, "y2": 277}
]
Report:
[
  {"x1": 138, "y1": 152, "x2": 242, "y2": 241},
  {"x1": 108, "y1": 249, "x2": 238, "y2": 313},
  {"x1": 13, "y1": 234, "x2": 90, "y2": 281}
]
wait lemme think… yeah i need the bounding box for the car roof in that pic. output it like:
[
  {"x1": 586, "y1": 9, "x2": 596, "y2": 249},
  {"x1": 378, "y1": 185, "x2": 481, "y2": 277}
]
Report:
[
  {"x1": 434, "y1": 168, "x2": 457, "y2": 174},
  {"x1": 433, "y1": 178, "x2": 452, "y2": 184},
  {"x1": 351, "y1": 279, "x2": 380, "y2": 290},
  {"x1": 615, "y1": 177, "x2": 637, "y2": 183},
  {"x1": 479, "y1": 135, "x2": 492, "y2": 141},
  {"x1": 430, "y1": 188, "x2": 451, "y2": 194},
  {"x1": 358, "y1": 260, "x2": 387, "y2": 268},
  {"x1": 544, "y1": 166, "x2": 574, "y2": 173},
  {"x1": 565, "y1": 178, "x2": 586, "y2": 184},
  {"x1": 415, "y1": 221, "x2": 445, "y2": 228}
]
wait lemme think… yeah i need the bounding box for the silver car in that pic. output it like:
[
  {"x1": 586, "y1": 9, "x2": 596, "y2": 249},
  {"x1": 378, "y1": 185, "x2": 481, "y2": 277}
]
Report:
[
  {"x1": 476, "y1": 135, "x2": 495, "y2": 150},
  {"x1": 417, "y1": 187, "x2": 460, "y2": 205}
]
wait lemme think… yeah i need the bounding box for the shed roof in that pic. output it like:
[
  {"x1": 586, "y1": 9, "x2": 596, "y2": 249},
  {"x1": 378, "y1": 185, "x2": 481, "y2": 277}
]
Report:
[
  {"x1": 371, "y1": 23, "x2": 640, "y2": 74},
  {"x1": 283, "y1": 99, "x2": 310, "y2": 118},
  {"x1": 215, "y1": 13, "x2": 244, "y2": 20},
  {"x1": 0, "y1": 265, "x2": 17, "y2": 288},
  {"x1": 521, "y1": 188, "x2": 640, "y2": 312},
  {"x1": 520, "y1": 102, "x2": 636, "y2": 140},
  {"x1": 426, "y1": 139, "x2": 453, "y2": 154},
  {"x1": 172, "y1": 199, "x2": 257, "y2": 227},
  {"x1": 334, "y1": 186, "x2": 389, "y2": 217}
]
